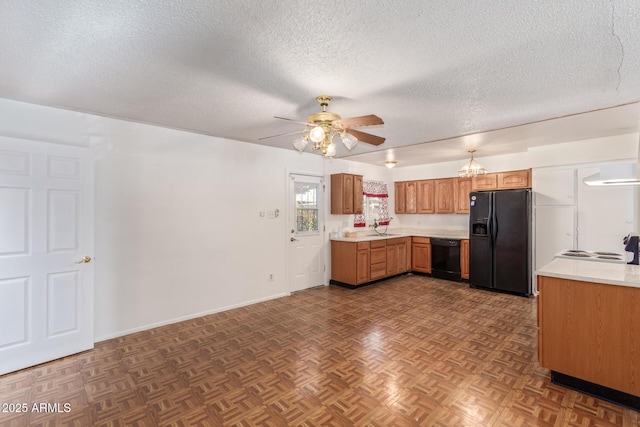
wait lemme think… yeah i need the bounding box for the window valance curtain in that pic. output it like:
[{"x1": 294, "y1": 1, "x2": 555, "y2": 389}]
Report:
[{"x1": 354, "y1": 181, "x2": 390, "y2": 228}]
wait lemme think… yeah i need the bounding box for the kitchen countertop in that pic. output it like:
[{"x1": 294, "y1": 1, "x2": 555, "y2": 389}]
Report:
[
  {"x1": 536, "y1": 258, "x2": 640, "y2": 289},
  {"x1": 330, "y1": 228, "x2": 469, "y2": 242}
]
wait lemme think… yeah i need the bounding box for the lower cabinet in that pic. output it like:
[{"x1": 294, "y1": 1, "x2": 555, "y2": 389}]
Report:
[
  {"x1": 386, "y1": 238, "x2": 408, "y2": 276},
  {"x1": 332, "y1": 238, "x2": 410, "y2": 286},
  {"x1": 370, "y1": 240, "x2": 387, "y2": 280},
  {"x1": 411, "y1": 237, "x2": 431, "y2": 273},
  {"x1": 461, "y1": 239, "x2": 469, "y2": 279}
]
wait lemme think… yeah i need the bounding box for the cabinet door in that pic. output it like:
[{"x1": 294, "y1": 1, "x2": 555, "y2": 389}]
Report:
[
  {"x1": 455, "y1": 178, "x2": 472, "y2": 214},
  {"x1": 398, "y1": 241, "x2": 407, "y2": 273},
  {"x1": 498, "y1": 170, "x2": 530, "y2": 189},
  {"x1": 353, "y1": 175, "x2": 363, "y2": 214},
  {"x1": 342, "y1": 174, "x2": 354, "y2": 214},
  {"x1": 386, "y1": 245, "x2": 398, "y2": 276},
  {"x1": 460, "y1": 239, "x2": 469, "y2": 279},
  {"x1": 434, "y1": 178, "x2": 455, "y2": 214},
  {"x1": 417, "y1": 180, "x2": 435, "y2": 213},
  {"x1": 472, "y1": 173, "x2": 498, "y2": 191},
  {"x1": 356, "y1": 249, "x2": 370, "y2": 284},
  {"x1": 394, "y1": 182, "x2": 406, "y2": 214},
  {"x1": 411, "y1": 241, "x2": 431, "y2": 273},
  {"x1": 405, "y1": 181, "x2": 417, "y2": 214}
]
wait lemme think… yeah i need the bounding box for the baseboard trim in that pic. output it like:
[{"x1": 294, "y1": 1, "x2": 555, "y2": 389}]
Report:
[{"x1": 95, "y1": 292, "x2": 291, "y2": 342}]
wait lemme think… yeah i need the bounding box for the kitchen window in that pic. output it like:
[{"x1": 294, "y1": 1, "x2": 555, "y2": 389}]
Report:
[{"x1": 354, "y1": 180, "x2": 390, "y2": 227}]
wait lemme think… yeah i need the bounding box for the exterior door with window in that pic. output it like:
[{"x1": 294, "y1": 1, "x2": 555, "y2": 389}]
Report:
[
  {"x1": 0, "y1": 137, "x2": 94, "y2": 375},
  {"x1": 289, "y1": 174, "x2": 324, "y2": 292}
]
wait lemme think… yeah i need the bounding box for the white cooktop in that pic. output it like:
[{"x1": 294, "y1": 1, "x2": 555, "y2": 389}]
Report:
[{"x1": 554, "y1": 250, "x2": 628, "y2": 264}]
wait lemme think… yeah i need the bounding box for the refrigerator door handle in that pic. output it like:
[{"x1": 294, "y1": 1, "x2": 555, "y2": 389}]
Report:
[{"x1": 487, "y1": 193, "x2": 494, "y2": 245}]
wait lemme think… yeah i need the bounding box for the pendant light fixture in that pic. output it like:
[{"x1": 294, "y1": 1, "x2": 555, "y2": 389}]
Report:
[{"x1": 458, "y1": 150, "x2": 487, "y2": 177}]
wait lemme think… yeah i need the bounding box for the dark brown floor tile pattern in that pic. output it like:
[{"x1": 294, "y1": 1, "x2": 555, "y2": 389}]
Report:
[{"x1": 1, "y1": 275, "x2": 638, "y2": 426}]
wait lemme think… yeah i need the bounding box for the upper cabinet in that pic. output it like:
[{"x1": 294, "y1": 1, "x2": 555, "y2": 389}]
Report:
[
  {"x1": 331, "y1": 173, "x2": 363, "y2": 214},
  {"x1": 434, "y1": 178, "x2": 455, "y2": 214},
  {"x1": 455, "y1": 178, "x2": 472, "y2": 214},
  {"x1": 393, "y1": 169, "x2": 531, "y2": 215},
  {"x1": 471, "y1": 173, "x2": 498, "y2": 191},
  {"x1": 498, "y1": 169, "x2": 531, "y2": 189},
  {"x1": 394, "y1": 182, "x2": 406, "y2": 214},
  {"x1": 417, "y1": 180, "x2": 435, "y2": 214},
  {"x1": 472, "y1": 169, "x2": 531, "y2": 192},
  {"x1": 395, "y1": 180, "x2": 417, "y2": 214}
]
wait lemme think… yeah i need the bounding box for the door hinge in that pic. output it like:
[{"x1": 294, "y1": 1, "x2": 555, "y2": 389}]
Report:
[{"x1": 323, "y1": 225, "x2": 325, "y2": 232}]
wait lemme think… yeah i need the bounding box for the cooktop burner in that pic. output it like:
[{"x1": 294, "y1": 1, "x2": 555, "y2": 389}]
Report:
[{"x1": 555, "y1": 249, "x2": 627, "y2": 263}]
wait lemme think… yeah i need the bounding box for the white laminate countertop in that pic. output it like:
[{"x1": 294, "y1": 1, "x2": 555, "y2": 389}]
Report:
[
  {"x1": 536, "y1": 258, "x2": 640, "y2": 289},
  {"x1": 330, "y1": 228, "x2": 469, "y2": 243}
]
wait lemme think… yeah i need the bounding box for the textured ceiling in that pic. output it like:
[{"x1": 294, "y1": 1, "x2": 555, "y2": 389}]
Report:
[{"x1": 0, "y1": 1, "x2": 639, "y2": 166}]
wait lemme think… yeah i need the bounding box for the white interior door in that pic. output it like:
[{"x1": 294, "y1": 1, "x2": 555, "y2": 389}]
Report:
[
  {"x1": 288, "y1": 174, "x2": 324, "y2": 292},
  {"x1": 0, "y1": 137, "x2": 94, "y2": 375}
]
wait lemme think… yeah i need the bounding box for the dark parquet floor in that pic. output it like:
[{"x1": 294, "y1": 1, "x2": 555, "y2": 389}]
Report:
[{"x1": 1, "y1": 274, "x2": 638, "y2": 426}]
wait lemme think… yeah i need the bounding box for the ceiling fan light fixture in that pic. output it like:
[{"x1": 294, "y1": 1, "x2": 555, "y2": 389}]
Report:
[
  {"x1": 458, "y1": 150, "x2": 487, "y2": 178},
  {"x1": 309, "y1": 126, "x2": 325, "y2": 143},
  {"x1": 340, "y1": 132, "x2": 358, "y2": 150},
  {"x1": 292, "y1": 135, "x2": 308, "y2": 152},
  {"x1": 324, "y1": 142, "x2": 336, "y2": 158}
]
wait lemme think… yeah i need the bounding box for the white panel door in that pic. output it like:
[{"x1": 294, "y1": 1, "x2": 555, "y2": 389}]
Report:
[
  {"x1": 0, "y1": 137, "x2": 93, "y2": 375},
  {"x1": 288, "y1": 174, "x2": 324, "y2": 292}
]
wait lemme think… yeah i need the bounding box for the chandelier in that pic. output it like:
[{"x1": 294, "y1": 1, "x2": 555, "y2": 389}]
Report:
[
  {"x1": 291, "y1": 96, "x2": 359, "y2": 157},
  {"x1": 458, "y1": 150, "x2": 488, "y2": 177}
]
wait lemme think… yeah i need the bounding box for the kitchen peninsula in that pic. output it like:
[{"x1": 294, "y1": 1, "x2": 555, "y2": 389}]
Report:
[{"x1": 536, "y1": 258, "x2": 640, "y2": 410}]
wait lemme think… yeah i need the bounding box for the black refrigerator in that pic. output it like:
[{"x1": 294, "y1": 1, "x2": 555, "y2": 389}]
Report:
[{"x1": 469, "y1": 189, "x2": 531, "y2": 296}]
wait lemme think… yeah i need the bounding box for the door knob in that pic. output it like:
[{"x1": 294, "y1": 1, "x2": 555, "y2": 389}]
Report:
[
  {"x1": 75, "y1": 256, "x2": 92, "y2": 264},
  {"x1": 290, "y1": 237, "x2": 298, "y2": 242}
]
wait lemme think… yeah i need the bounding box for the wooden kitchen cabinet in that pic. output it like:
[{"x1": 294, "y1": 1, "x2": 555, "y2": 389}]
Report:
[
  {"x1": 455, "y1": 178, "x2": 472, "y2": 214},
  {"x1": 416, "y1": 180, "x2": 435, "y2": 214},
  {"x1": 498, "y1": 169, "x2": 530, "y2": 189},
  {"x1": 472, "y1": 173, "x2": 498, "y2": 191},
  {"x1": 355, "y1": 242, "x2": 370, "y2": 284},
  {"x1": 434, "y1": 178, "x2": 455, "y2": 214},
  {"x1": 460, "y1": 239, "x2": 469, "y2": 279},
  {"x1": 370, "y1": 240, "x2": 387, "y2": 280},
  {"x1": 538, "y1": 275, "x2": 640, "y2": 397},
  {"x1": 471, "y1": 169, "x2": 531, "y2": 192},
  {"x1": 331, "y1": 173, "x2": 363, "y2": 214},
  {"x1": 411, "y1": 236, "x2": 431, "y2": 273},
  {"x1": 386, "y1": 237, "x2": 408, "y2": 276},
  {"x1": 394, "y1": 182, "x2": 406, "y2": 214},
  {"x1": 395, "y1": 181, "x2": 416, "y2": 214}
]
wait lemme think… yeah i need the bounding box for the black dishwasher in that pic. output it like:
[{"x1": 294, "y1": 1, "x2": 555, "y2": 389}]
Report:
[{"x1": 431, "y1": 238, "x2": 461, "y2": 282}]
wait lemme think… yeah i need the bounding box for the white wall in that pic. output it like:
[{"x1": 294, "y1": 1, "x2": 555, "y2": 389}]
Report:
[{"x1": 0, "y1": 98, "x2": 324, "y2": 341}]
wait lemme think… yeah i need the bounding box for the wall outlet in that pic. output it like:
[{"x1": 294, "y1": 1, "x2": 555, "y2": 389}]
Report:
[{"x1": 268, "y1": 273, "x2": 274, "y2": 281}]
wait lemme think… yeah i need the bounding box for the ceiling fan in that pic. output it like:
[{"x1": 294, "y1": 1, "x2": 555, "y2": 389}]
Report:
[{"x1": 259, "y1": 95, "x2": 385, "y2": 157}]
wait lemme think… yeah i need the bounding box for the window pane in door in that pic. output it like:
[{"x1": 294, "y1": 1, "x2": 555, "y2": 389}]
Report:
[{"x1": 295, "y1": 182, "x2": 319, "y2": 233}]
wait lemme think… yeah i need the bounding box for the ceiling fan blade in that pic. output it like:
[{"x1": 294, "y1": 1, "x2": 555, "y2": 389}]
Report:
[
  {"x1": 258, "y1": 129, "x2": 305, "y2": 140},
  {"x1": 347, "y1": 129, "x2": 385, "y2": 146},
  {"x1": 334, "y1": 114, "x2": 384, "y2": 128},
  {"x1": 274, "y1": 116, "x2": 312, "y2": 126}
]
